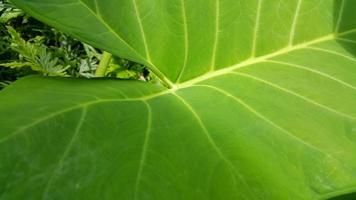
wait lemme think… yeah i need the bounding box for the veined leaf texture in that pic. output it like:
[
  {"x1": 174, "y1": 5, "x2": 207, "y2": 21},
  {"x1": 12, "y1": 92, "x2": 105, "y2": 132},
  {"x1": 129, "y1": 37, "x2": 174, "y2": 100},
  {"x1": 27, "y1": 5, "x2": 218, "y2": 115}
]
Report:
[{"x1": 1, "y1": 0, "x2": 356, "y2": 199}]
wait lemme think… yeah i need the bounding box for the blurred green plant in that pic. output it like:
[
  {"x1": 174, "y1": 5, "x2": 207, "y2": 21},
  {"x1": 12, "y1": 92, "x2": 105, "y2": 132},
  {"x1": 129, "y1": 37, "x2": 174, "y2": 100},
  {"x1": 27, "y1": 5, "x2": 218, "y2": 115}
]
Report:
[{"x1": 0, "y1": 0, "x2": 24, "y2": 23}]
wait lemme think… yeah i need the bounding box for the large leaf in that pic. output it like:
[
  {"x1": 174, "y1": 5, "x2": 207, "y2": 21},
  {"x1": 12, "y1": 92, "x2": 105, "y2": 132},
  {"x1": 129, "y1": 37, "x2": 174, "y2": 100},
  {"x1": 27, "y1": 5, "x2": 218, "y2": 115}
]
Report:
[{"x1": 1, "y1": 0, "x2": 356, "y2": 199}]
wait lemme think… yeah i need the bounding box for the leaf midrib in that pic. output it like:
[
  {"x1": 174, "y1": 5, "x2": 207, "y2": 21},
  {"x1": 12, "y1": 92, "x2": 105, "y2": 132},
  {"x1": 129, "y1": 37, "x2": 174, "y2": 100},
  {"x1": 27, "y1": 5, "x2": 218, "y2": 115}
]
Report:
[
  {"x1": 79, "y1": 0, "x2": 353, "y2": 90},
  {"x1": 82, "y1": 0, "x2": 355, "y2": 90},
  {"x1": 22, "y1": 1, "x2": 356, "y2": 91},
  {"x1": 176, "y1": 30, "x2": 356, "y2": 88},
  {"x1": 3, "y1": 28, "x2": 356, "y2": 144}
]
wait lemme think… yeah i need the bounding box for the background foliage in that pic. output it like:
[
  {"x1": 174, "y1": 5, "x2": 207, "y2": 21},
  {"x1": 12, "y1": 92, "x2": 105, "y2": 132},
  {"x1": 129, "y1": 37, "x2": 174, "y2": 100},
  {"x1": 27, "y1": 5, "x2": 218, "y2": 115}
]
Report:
[{"x1": 0, "y1": 0, "x2": 151, "y2": 90}]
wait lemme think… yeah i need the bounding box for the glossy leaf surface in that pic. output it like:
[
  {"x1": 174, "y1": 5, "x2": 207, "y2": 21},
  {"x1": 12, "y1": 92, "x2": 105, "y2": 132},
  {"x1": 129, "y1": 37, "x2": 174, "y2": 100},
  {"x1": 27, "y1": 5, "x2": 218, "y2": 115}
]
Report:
[{"x1": 1, "y1": 0, "x2": 356, "y2": 199}]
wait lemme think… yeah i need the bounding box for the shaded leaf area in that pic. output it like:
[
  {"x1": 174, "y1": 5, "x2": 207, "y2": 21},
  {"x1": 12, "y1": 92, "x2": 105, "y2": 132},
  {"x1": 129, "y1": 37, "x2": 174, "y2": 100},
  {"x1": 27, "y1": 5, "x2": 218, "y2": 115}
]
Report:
[
  {"x1": 1, "y1": 0, "x2": 356, "y2": 199},
  {"x1": 328, "y1": 192, "x2": 356, "y2": 200}
]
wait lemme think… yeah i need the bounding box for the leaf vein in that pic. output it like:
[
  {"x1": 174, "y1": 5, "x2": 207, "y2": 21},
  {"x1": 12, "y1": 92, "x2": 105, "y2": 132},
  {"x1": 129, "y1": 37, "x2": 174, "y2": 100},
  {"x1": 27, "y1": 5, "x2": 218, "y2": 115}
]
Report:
[
  {"x1": 266, "y1": 60, "x2": 356, "y2": 91},
  {"x1": 194, "y1": 84, "x2": 334, "y2": 158},
  {"x1": 306, "y1": 46, "x2": 356, "y2": 62},
  {"x1": 132, "y1": 0, "x2": 151, "y2": 61},
  {"x1": 230, "y1": 72, "x2": 356, "y2": 120},
  {"x1": 42, "y1": 107, "x2": 88, "y2": 199},
  {"x1": 176, "y1": 0, "x2": 189, "y2": 83},
  {"x1": 210, "y1": 0, "x2": 220, "y2": 71},
  {"x1": 251, "y1": 0, "x2": 263, "y2": 58},
  {"x1": 134, "y1": 101, "x2": 152, "y2": 200},
  {"x1": 173, "y1": 93, "x2": 256, "y2": 199},
  {"x1": 289, "y1": 0, "x2": 303, "y2": 46}
]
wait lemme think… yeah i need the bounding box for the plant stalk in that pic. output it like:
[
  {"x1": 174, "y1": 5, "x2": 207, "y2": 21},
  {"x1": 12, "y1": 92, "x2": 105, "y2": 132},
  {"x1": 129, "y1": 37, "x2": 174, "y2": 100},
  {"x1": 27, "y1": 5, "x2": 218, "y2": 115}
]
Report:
[
  {"x1": 95, "y1": 51, "x2": 112, "y2": 77},
  {"x1": 146, "y1": 63, "x2": 175, "y2": 89}
]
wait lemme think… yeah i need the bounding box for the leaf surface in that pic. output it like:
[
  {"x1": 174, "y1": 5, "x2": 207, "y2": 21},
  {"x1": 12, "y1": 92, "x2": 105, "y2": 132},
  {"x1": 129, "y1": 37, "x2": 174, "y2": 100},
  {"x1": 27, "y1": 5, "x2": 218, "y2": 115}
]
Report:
[{"x1": 2, "y1": 0, "x2": 356, "y2": 199}]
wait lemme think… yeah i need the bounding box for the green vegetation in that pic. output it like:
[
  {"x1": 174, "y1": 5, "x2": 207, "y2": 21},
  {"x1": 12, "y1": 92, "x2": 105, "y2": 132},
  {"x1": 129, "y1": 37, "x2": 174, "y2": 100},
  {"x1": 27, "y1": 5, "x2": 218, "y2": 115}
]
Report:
[
  {"x1": 0, "y1": 0, "x2": 150, "y2": 89},
  {"x1": 1, "y1": 0, "x2": 356, "y2": 200}
]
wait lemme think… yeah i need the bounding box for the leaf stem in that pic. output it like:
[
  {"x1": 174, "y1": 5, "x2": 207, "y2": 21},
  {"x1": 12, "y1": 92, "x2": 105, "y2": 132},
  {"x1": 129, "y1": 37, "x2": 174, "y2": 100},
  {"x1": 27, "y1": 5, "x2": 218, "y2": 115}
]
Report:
[
  {"x1": 95, "y1": 51, "x2": 112, "y2": 77},
  {"x1": 147, "y1": 64, "x2": 175, "y2": 89},
  {"x1": 95, "y1": 51, "x2": 174, "y2": 89}
]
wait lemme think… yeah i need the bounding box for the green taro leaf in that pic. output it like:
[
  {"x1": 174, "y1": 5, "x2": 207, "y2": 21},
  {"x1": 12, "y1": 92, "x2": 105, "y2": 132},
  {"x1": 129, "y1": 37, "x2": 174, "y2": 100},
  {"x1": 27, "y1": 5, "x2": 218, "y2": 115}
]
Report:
[{"x1": 1, "y1": 0, "x2": 356, "y2": 199}]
